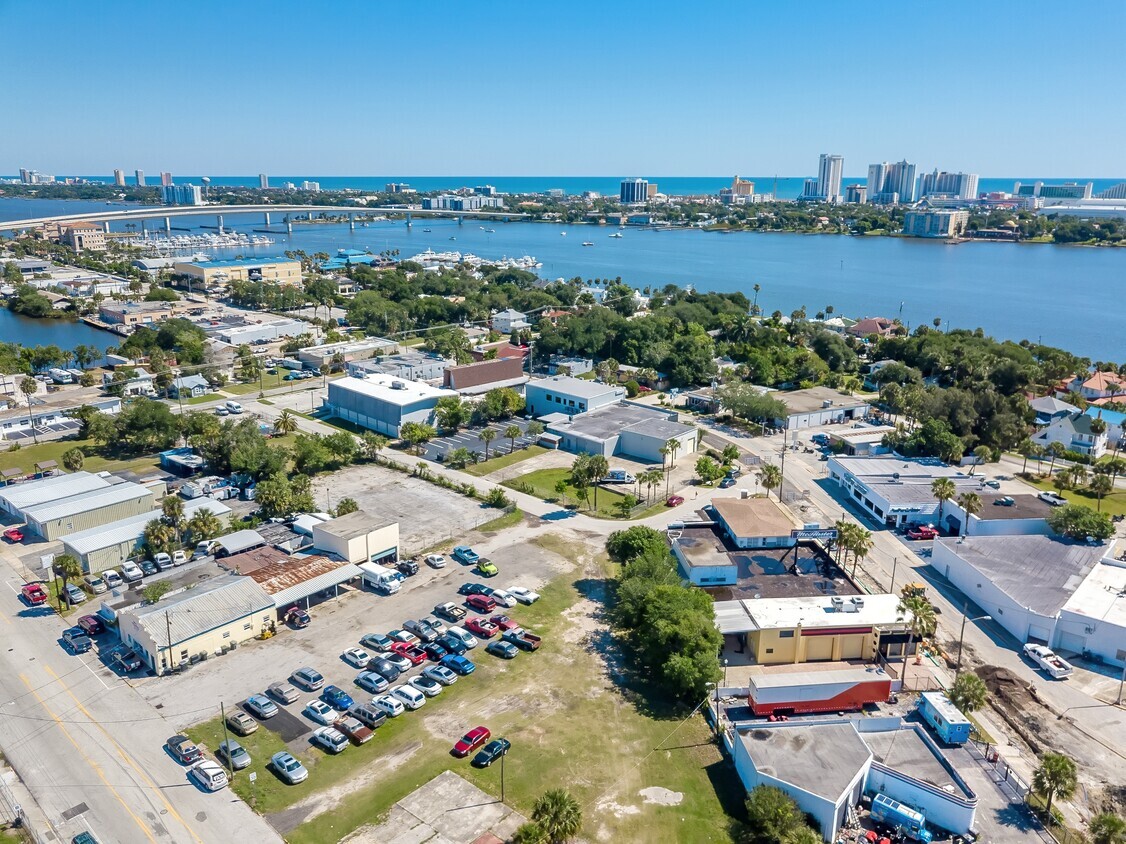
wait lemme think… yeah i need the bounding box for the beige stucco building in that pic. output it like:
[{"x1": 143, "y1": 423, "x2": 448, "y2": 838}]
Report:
[
  {"x1": 311, "y1": 511, "x2": 400, "y2": 565},
  {"x1": 172, "y1": 257, "x2": 302, "y2": 289}
]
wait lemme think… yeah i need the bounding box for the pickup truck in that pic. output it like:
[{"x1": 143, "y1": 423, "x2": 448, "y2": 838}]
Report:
[
  {"x1": 1023, "y1": 643, "x2": 1074, "y2": 679},
  {"x1": 501, "y1": 628, "x2": 542, "y2": 652},
  {"x1": 62, "y1": 627, "x2": 93, "y2": 654},
  {"x1": 20, "y1": 583, "x2": 48, "y2": 606}
]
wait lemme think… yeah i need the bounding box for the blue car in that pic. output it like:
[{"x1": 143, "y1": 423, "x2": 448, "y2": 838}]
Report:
[
  {"x1": 321, "y1": 685, "x2": 354, "y2": 711},
  {"x1": 451, "y1": 545, "x2": 479, "y2": 565},
  {"x1": 440, "y1": 654, "x2": 476, "y2": 676}
]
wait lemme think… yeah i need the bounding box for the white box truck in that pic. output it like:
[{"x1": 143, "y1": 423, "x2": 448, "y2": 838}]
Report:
[{"x1": 359, "y1": 562, "x2": 400, "y2": 595}]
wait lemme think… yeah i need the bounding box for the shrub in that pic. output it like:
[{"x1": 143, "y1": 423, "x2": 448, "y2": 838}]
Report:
[{"x1": 484, "y1": 488, "x2": 512, "y2": 508}]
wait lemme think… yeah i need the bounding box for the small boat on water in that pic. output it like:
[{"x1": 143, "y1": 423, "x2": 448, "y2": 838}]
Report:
[
  {"x1": 609, "y1": 232, "x2": 623, "y2": 238},
  {"x1": 560, "y1": 232, "x2": 567, "y2": 236},
  {"x1": 423, "y1": 228, "x2": 432, "y2": 233},
  {"x1": 485, "y1": 228, "x2": 496, "y2": 233},
  {"x1": 582, "y1": 241, "x2": 594, "y2": 247},
  {"x1": 449, "y1": 236, "x2": 456, "y2": 241}
]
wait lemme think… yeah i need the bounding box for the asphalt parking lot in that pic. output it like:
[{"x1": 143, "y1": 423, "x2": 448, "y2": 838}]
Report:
[{"x1": 423, "y1": 419, "x2": 536, "y2": 462}]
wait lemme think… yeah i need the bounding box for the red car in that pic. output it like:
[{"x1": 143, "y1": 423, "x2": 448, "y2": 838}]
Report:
[
  {"x1": 490, "y1": 614, "x2": 520, "y2": 632},
  {"x1": 390, "y1": 642, "x2": 427, "y2": 666},
  {"x1": 452, "y1": 725, "x2": 491, "y2": 757},
  {"x1": 4, "y1": 527, "x2": 24, "y2": 543},
  {"x1": 665, "y1": 495, "x2": 684, "y2": 507},
  {"x1": 466, "y1": 594, "x2": 496, "y2": 613},
  {"x1": 906, "y1": 525, "x2": 938, "y2": 540},
  {"x1": 464, "y1": 617, "x2": 498, "y2": 638},
  {"x1": 77, "y1": 615, "x2": 105, "y2": 635},
  {"x1": 20, "y1": 583, "x2": 48, "y2": 605}
]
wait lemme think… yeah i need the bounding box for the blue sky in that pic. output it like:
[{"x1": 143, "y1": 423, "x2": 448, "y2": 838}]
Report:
[{"x1": 2, "y1": 1, "x2": 1122, "y2": 176}]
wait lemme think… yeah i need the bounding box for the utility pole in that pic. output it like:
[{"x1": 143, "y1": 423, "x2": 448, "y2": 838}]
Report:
[
  {"x1": 500, "y1": 745, "x2": 507, "y2": 804},
  {"x1": 219, "y1": 702, "x2": 234, "y2": 774},
  {"x1": 165, "y1": 610, "x2": 173, "y2": 675},
  {"x1": 889, "y1": 556, "x2": 898, "y2": 595}
]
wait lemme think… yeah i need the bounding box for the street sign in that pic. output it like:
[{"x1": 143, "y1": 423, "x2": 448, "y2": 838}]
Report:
[
  {"x1": 791, "y1": 528, "x2": 838, "y2": 541},
  {"x1": 248, "y1": 772, "x2": 257, "y2": 783}
]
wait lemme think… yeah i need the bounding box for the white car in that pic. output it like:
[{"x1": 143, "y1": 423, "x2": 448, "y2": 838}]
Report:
[
  {"x1": 172, "y1": 550, "x2": 188, "y2": 565},
  {"x1": 154, "y1": 552, "x2": 173, "y2": 569},
  {"x1": 489, "y1": 589, "x2": 517, "y2": 608},
  {"x1": 303, "y1": 700, "x2": 336, "y2": 725},
  {"x1": 188, "y1": 759, "x2": 228, "y2": 791},
  {"x1": 311, "y1": 726, "x2": 349, "y2": 754},
  {"x1": 508, "y1": 587, "x2": 540, "y2": 605},
  {"x1": 425, "y1": 554, "x2": 447, "y2": 569},
  {"x1": 377, "y1": 651, "x2": 412, "y2": 672},
  {"x1": 446, "y1": 626, "x2": 479, "y2": 649},
  {"x1": 390, "y1": 684, "x2": 426, "y2": 711},
  {"x1": 423, "y1": 665, "x2": 458, "y2": 686},
  {"x1": 372, "y1": 694, "x2": 405, "y2": 718},
  {"x1": 120, "y1": 561, "x2": 144, "y2": 583},
  {"x1": 408, "y1": 675, "x2": 443, "y2": 698},
  {"x1": 342, "y1": 648, "x2": 372, "y2": 668}
]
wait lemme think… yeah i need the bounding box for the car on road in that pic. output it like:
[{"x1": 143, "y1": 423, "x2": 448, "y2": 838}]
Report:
[
  {"x1": 424, "y1": 553, "x2": 447, "y2": 569},
  {"x1": 452, "y1": 726, "x2": 491, "y2": 757},
  {"x1": 303, "y1": 700, "x2": 337, "y2": 725},
  {"x1": 465, "y1": 617, "x2": 498, "y2": 638},
  {"x1": 245, "y1": 694, "x2": 279, "y2": 719},
  {"x1": 341, "y1": 647, "x2": 372, "y2": 668},
  {"x1": 466, "y1": 594, "x2": 497, "y2": 613},
  {"x1": 267, "y1": 681, "x2": 301, "y2": 704},
  {"x1": 440, "y1": 654, "x2": 476, "y2": 676},
  {"x1": 391, "y1": 684, "x2": 426, "y2": 710},
  {"x1": 76, "y1": 615, "x2": 105, "y2": 636},
  {"x1": 225, "y1": 710, "x2": 258, "y2": 736},
  {"x1": 390, "y1": 642, "x2": 427, "y2": 665},
  {"x1": 334, "y1": 715, "x2": 374, "y2": 744},
  {"x1": 409, "y1": 674, "x2": 443, "y2": 698},
  {"x1": 139, "y1": 559, "x2": 159, "y2": 576},
  {"x1": 403, "y1": 619, "x2": 439, "y2": 643},
  {"x1": 312, "y1": 726, "x2": 349, "y2": 754},
  {"x1": 437, "y1": 632, "x2": 468, "y2": 655},
  {"x1": 1038, "y1": 491, "x2": 1068, "y2": 507},
  {"x1": 396, "y1": 559, "x2": 420, "y2": 577},
  {"x1": 321, "y1": 685, "x2": 354, "y2": 711},
  {"x1": 291, "y1": 666, "x2": 325, "y2": 690},
  {"x1": 434, "y1": 602, "x2": 467, "y2": 621},
  {"x1": 458, "y1": 582, "x2": 491, "y2": 597},
  {"x1": 423, "y1": 665, "x2": 458, "y2": 686},
  {"x1": 371, "y1": 694, "x2": 405, "y2": 718},
  {"x1": 217, "y1": 739, "x2": 251, "y2": 770},
  {"x1": 348, "y1": 703, "x2": 388, "y2": 731},
  {"x1": 475, "y1": 559, "x2": 499, "y2": 578},
  {"x1": 1023, "y1": 643, "x2": 1074, "y2": 679},
  {"x1": 64, "y1": 583, "x2": 87, "y2": 605},
  {"x1": 666, "y1": 495, "x2": 684, "y2": 507},
  {"x1": 355, "y1": 671, "x2": 390, "y2": 694},
  {"x1": 167, "y1": 735, "x2": 203, "y2": 765},
  {"x1": 994, "y1": 496, "x2": 1016, "y2": 507},
  {"x1": 472, "y1": 738, "x2": 511, "y2": 768},
  {"x1": 490, "y1": 615, "x2": 520, "y2": 632},
  {"x1": 451, "y1": 545, "x2": 479, "y2": 565},
  {"x1": 361, "y1": 632, "x2": 395, "y2": 651},
  {"x1": 370, "y1": 656, "x2": 404, "y2": 680},
  {"x1": 20, "y1": 582, "x2": 48, "y2": 605},
  {"x1": 718, "y1": 477, "x2": 737, "y2": 489},
  {"x1": 271, "y1": 751, "x2": 308, "y2": 784},
  {"x1": 507, "y1": 586, "x2": 541, "y2": 605},
  {"x1": 3, "y1": 527, "x2": 24, "y2": 543},
  {"x1": 72, "y1": 833, "x2": 99, "y2": 844},
  {"x1": 189, "y1": 759, "x2": 229, "y2": 791},
  {"x1": 387, "y1": 628, "x2": 419, "y2": 644},
  {"x1": 906, "y1": 525, "x2": 939, "y2": 540},
  {"x1": 446, "y1": 626, "x2": 479, "y2": 649},
  {"x1": 62, "y1": 627, "x2": 92, "y2": 654},
  {"x1": 120, "y1": 561, "x2": 144, "y2": 583},
  {"x1": 485, "y1": 640, "x2": 519, "y2": 660}
]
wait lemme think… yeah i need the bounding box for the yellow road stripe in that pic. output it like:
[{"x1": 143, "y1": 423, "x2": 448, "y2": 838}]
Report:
[{"x1": 18, "y1": 672, "x2": 157, "y2": 844}]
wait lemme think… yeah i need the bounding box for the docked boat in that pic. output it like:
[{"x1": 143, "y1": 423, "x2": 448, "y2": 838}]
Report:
[{"x1": 560, "y1": 232, "x2": 567, "y2": 236}]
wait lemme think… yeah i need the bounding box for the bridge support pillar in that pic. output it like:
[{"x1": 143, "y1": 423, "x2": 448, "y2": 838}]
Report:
[
  {"x1": 285, "y1": 215, "x2": 293, "y2": 235},
  {"x1": 264, "y1": 212, "x2": 271, "y2": 226},
  {"x1": 406, "y1": 212, "x2": 412, "y2": 228},
  {"x1": 164, "y1": 217, "x2": 172, "y2": 234},
  {"x1": 349, "y1": 213, "x2": 355, "y2": 232},
  {"x1": 103, "y1": 221, "x2": 111, "y2": 233},
  {"x1": 458, "y1": 215, "x2": 464, "y2": 226},
  {"x1": 217, "y1": 215, "x2": 224, "y2": 234},
  {"x1": 140, "y1": 219, "x2": 146, "y2": 235}
]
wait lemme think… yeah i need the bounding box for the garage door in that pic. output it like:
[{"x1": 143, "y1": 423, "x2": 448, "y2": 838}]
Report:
[
  {"x1": 1027, "y1": 624, "x2": 1052, "y2": 644},
  {"x1": 1056, "y1": 632, "x2": 1086, "y2": 654},
  {"x1": 804, "y1": 637, "x2": 834, "y2": 662},
  {"x1": 838, "y1": 635, "x2": 865, "y2": 660}
]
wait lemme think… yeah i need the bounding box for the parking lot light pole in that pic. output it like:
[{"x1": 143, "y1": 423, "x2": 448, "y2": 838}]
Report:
[
  {"x1": 957, "y1": 605, "x2": 992, "y2": 673},
  {"x1": 500, "y1": 744, "x2": 508, "y2": 804}
]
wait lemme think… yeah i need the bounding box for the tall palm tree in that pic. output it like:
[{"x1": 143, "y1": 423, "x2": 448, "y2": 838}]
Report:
[
  {"x1": 1068, "y1": 463, "x2": 1088, "y2": 489},
  {"x1": 760, "y1": 463, "x2": 783, "y2": 500},
  {"x1": 531, "y1": 789, "x2": 583, "y2": 844},
  {"x1": 1032, "y1": 752, "x2": 1078, "y2": 825},
  {"x1": 832, "y1": 520, "x2": 853, "y2": 568},
  {"x1": 665, "y1": 437, "x2": 681, "y2": 469},
  {"x1": 273, "y1": 410, "x2": 298, "y2": 435},
  {"x1": 956, "y1": 492, "x2": 982, "y2": 537},
  {"x1": 19, "y1": 377, "x2": 39, "y2": 445},
  {"x1": 479, "y1": 428, "x2": 497, "y2": 460},
  {"x1": 186, "y1": 508, "x2": 223, "y2": 544},
  {"x1": 1091, "y1": 473, "x2": 1114, "y2": 511},
  {"x1": 1017, "y1": 438, "x2": 1034, "y2": 475},
  {"x1": 505, "y1": 424, "x2": 522, "y2": 454},
  {"x1": 849, "y1": 526, "x2": 873, "y2": 578},
  {"x1": 52, "y1": 553, "x2": 82, "y2": 603},
  {"x1": 588, "y1": 455, "x2": 609, "y2": 510},
  {"x1": 931, "y1": 478, "x2": 956, "y2": 532},
  {"x1": 897, "y1": 595, "x2": 937, "y2": 679},
  {"x1": 1047, "y1": 441, "x2": 1066, "y2": 476},
  {"x1": 162, "y1": 495, "x2": 185, "y2": 543}
]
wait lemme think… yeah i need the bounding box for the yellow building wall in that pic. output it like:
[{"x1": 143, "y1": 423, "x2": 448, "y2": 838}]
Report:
[
  {"x1": 749, "y1": 628, "x2": 878, "y2": 665},
  {"x1": 123, "y1": 608, "x2": 274, "y2": 674}
]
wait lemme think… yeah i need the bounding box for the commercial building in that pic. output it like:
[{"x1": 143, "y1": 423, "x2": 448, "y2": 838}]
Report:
[
  {"x1": 297, "y1": 337, "x2": 397, "y2": 370},
  {"x1": 443, "y1": 356, "x2": 527, "y2": 395},
  {"x1": 801, "y1": 154, "x2": 845, "y2": 203},
  {"x1": 117, "y1": 574, "x2": 275, "y2": 675},
  {"x1": 867, "y1": 160, "x2": 916, "y2": 204},
  {"x1": 324, "y1": 374, "x2": 456, "y2": 437},
  {"x1": 844, "y1": 184, "x2": 867, "y2": 204},
  {"x1": 160, "y1": 184, "x2": 203, "y2": 206},
  {"x1": 229, "y1": 551, "x2": 364, "y2": 610},
  {"x1": 544, "y1": 402, "x2": 697, "y2": 462},
  {"x1": 827, "y1": 426, "x2": 897, "y2": 456},
  {"x1": 547, "y1": 355, "x2": 594, "y2": 377},
  {"x1": 347, "y1": 350, "x2": 448, "y2": 382},
  {"x1": 902, "y1": 209, "x2": 970, "y2": 238},
  {"x1": 620, "y1": 178, "x2": 649, "y2": 204},
  {"x1": 709, "y1": 496, "x2": 803, "y2": 550},
  {"x1": 60, "y1": 498, "x2": 231, "y2": 574},
  {"x1": 932, "y1": 535, "x2": 1126, "y2": 664},
  {"x1": 60, "y1": 221, "x2": 107, "y2": 253},
  {"x1": 525, "y1": 376, "x2": 625, "y2": 418},
  {"x1": 134, "y1": 169, "x2": 145, "y2": 187},
  {"x1": 302, "y1": 181, "x2": 321, "y2": 192},
  {"x1": 214, "y1": 318, "x2": 310, "y2": 346},
  {"x1": 113, "y1": 169, "x2": 126, "y2": 187},
  {"x1": 98, "y1": 300, "x2": 176, "y2": 326},
  {"x1": 0, "y1": 471, "x2": 111, "y2": 519},
  {"x1": 160, "y1": 172, "x2": 173, "y2": 187},
  {"x1": 917, "y1": 170, "x2": 979, "y2": 201},
  {"x1": 1014, "y1": 181, "x2": 1092, "y2": 202},
  {"x1": 23, "y1": 481, "x2": 156, "y2": 540},
  {"x1": 770, "y1": 386, "x2": 871, "y2": 430},
  {"x1": 0, "y1": 395, "x2": 120, "y2": 442},
  {"x1": 258, "y1": 174, "x2": 269, "y2": 189},
  {"x1": 311, "y1": 510, "x2": 399, "y2": 565},
  {"x1": 172, "y1": 257, "x2": 302, "y2": 288}
]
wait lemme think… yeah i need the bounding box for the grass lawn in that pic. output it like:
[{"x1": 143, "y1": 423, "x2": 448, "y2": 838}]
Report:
[
  {"x1": 462, "y1": 445, "x2": 547, "y2": 476},
  {"x1": 225, "y1": 371, "x2": 294, "y2": 395},
  {"x1": 503, "y1": 467, "x2": 634, "y2": 519},
  {"x1": 476, "y1": 507, "x2": 523, "y2": 532},
  {"x1": 198, "y1": 558, "x2": 742, "y2": 844},
  {"x1": 1019, "y1": 472, "x2": 1126, "y2": 518},
  {"x1": 184, "y1": 393, "x2": 217, "y2": 405},
  {"x1": 0, "y1": 438, "x2": 159, "y2": 476}
]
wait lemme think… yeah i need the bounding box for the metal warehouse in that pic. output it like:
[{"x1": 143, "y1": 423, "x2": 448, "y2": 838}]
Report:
[
  {"x1": 23, "y1": 482, "x2": 156, "y2": 540},
  {"x1": 0, "y1": 471, "x2": 111, "y2": 519}
]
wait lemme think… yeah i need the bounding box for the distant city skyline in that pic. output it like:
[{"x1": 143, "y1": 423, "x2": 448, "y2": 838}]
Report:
[{"x1": 2, "y1": 2, "x2": 1123, "y2": 175}]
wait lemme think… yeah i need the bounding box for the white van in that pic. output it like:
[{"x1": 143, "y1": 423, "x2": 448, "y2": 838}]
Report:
[
  {"x1": 446, "y1": 626, "x2": 479, "y2": 649},
  {"x1": 390, "y1": 685, "x2": 426, "y2": 711},
  {"x1": 224, "y1": 401, "x2": 243, "y2": 414}
]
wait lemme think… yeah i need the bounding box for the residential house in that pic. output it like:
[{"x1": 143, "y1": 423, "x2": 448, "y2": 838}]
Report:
[
  {"x1": 168, "y1": 374, "x2": 210, "y2": 400},
  {"x1": 491, "y1": 308, "x2": 530, "y2": 334},
  {"x1": 1029, "y1": 395, "x2": 1079, "y2": 427},
  {"x1": 1032, "y1": 412, "x2": 1108, "y2": 458},
  {"x1": 847, "y1": 317, "x2": 897, "y2": 339},
  {"x1": 102, "y1": 368, "x2": 156, "y2": 397},
  {"x1": 1063, "y1": 371, "x2": 1126, "y2": 402}
]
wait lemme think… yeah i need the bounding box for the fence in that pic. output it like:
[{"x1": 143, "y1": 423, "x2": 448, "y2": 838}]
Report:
[{"x1": 0, "y1": 770, "x2": 41, "y2": 844}]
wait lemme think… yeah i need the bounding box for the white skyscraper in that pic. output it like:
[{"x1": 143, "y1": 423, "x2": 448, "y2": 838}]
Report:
[
  {"x1": 135, "y1": 169, "x2": 145, "y2": 187},
  {"x1": 817, "y1": 154, "x2": 844, "y2": 203},
  {"x1": 867, "y1": 160, "x2": 916, "y2": 204},
  {"x1": 918, "y1": 170, "x2": 979, "y2": 201},
  {"x1": 259, "y1": 174, "x2": 269, "y2": 189},
  {"x1": 113, "y1": 169, "x2": 126, "y2": 187}
]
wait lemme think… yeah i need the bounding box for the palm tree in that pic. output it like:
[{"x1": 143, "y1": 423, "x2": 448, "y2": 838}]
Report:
[
  {"x1": 1032, "y1": 752, "x2": 1078, "y2": 825},
  {"x1": 162, "y1": 495, "x2": 185, "y2": 543},
  {"x1": 1068, "y1": 463, "x2": 1089, "y2": 489},
  {"x1": 832, "y1": 520, "x2": 853, "y2": 568},
  {"x1": 1091, "y1": 473, "x2": 1114, "y2": 511},
  {"x1": 968, "y1": 445, "x2": 991, "y2": 476},
  {"x1": 588, "y1": 455, "x2": 609, "y2": 510},
  {"x1": 52, "y1": 553, "x2": 82, "y2": 603},
  {"x1": 759, "y1": 463, "x2": 782, "y2": 500},
  {"x1": 665, "y1": 437, "x2": 681, "y2": 469},
  {"x1": 62, "y1": 447, "x2": 85, "y2": 472},
  {"x1": 1029, "y1": 442, "x2": 1047, "y2": 475},
  {"x1": 949, "y1": 672, "x2": 988, "y2": 713},
  {"x1": 931, "y1": 478, "x2": 956, "y2": 532},
  {"x1": 641, "y1": 468, "x2": 664, "y2": 503},
  {"x1": 505, "y1": 424, "x2": 522, "y2": 454},
  {"x1": 479, "y1": 428, "x2": 496, "y2": 460},
  {"x1": 273, "y1": 410, "x2": 298, "y2": 435},
  {"x1": 19, "y1": 376, "x2": 39, "y2": 444},
  {"x1": 531, "y1": 789, "x2": 582, "y2": 844},
  {"x1": 1017, "y1": 438, "x2": 1034, "y2": 475},
  {"x1": 659, "y1": 444, "x2": 672, "y2": 495},
  {"x1": 186, "y1": 508, "x2": 222, "y2": 544},
  {"x1": 897, "y1": 595, "x2": 937, "y2": 677},
  {"x1": 849, "y1": 525, "x2": 873, "y2": 578},
  {"x1": 1089, "y1": 811, "x2": 1126, "y2": 844},
  {"x1": 1047, "y1": 441, "x2": 1066, "y2": 476},
  {"x1": 956, "y1": 492, "x2": 982, "y2": 537}
]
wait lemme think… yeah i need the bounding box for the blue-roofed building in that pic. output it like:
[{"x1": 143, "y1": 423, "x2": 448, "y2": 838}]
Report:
[
  {"x1": 319, "y1": 250, "x2": 381, "y2": 271},
  {"x1": 172, "y1": 257, "x2": 302, "y2": 289}
]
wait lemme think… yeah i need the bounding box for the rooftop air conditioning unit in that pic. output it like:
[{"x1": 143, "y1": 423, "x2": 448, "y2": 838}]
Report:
[
  {"x1": 830, "y1": 596, "x2": 844, "y2": 612},
  {"x1": 851, "y1": 596, "x2": 865, "y2": 609},
  {"x1": 842, "y1": 600, "x2": 859, "y2": 613},
  {"x1": 822, "y1": 400, "x2": 833, "y2": 408},
  {"x1": 390, "y1": 381, "x2": 406, "y2": 390}
]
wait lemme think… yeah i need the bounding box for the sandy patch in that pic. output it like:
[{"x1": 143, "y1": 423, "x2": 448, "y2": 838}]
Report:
[{"x1": 640, "y1": 786, "x2": 684, "y2": 806}]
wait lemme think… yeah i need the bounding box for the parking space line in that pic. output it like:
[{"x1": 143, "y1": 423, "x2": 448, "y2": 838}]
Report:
[{"x1": 80, "y1": 657, "x2": 110, "y2": 690}]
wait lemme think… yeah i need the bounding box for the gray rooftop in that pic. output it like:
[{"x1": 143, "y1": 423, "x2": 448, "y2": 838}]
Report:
[
  {"x1": 528, "y1": 375, "x2": 623, "y2": 400},
  {"x1": 547, "y1": 403, "x2": 689, "y2": 442},
  {"x1": 770, "y1": 386, "x2": 872, "y2": 415},
  {"x1": 312, "y1": 510, "x2": 390, "y2": 540},
  {"x1": 937, "y1": 534, "x2": 1109, "y2": 616},
  {"x1": 737, "y1": 722, "x2": 872, "y2": 802},
  {"x1": 862, "y1": 727, "x2": 970, "y2": 797},
  {"x1": 1030, "y1": 396, "x2": 1078, "y2": 416},
  {"x1": 0, "y1": 471, "x2": 109, "y2": 513},
  {"x1": 23, "y1": 482, "x2": 152, "y2": 523},
  {"x1": 128, "y1": 574, "x2": 273, "y2": 647},
  {"x1": 975, "y1": 493, "x2": 1053, "y2": 521},
  {"x1": 60, "y1": 498, "x2": 231, "y2": 555},
  {"x1": 215, "y1": 529, "x2": 266, "y2": 556}
]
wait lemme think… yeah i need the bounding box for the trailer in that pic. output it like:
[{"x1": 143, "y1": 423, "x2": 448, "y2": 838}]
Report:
[
  {"x1": 746, "y1": 665, "x2": 892, "y2": 717},
  {"x1": 916, "y1": 691, "x2": 971, "y2": 745},
  {"x1": 869, "y1": 793, "x2": 933, "y2": 842}
]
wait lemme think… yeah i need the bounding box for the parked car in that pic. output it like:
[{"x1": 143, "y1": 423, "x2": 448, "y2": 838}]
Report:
[
  {"x1": 1039, "y1": 491, "x2": 1068, "y2": 507},
  {"x1": 472, "y1": 738, "x2": 511, "y2": 768},
  {"x1": 421, "y1": 614, "x2": 447, "y2": 634},
  {"x1": 994, "y1": 496, "x2": 1016, "y2": 507},
  {"x1": 371, "y1": 694, "x2": 405, "y2": 718},
  {"x1": 64, "y1": 583, "x2": 87, "y2": 605},
  {"x1": 489, "y1": 614, "x2": 519, "y2": 632},
  {"x1": 167, "y1": 735, "x2": 203, "y2": 765},
  {"x1": 487, "y1": 589, "x2": 517, "y2": 608},
  {"x1": 217, "y1": 739, "x2": 251, "y2": 770},
  {"x1": 458, "y1": 582, "x2": 491, "y2": 597},
  {"x1": 341, "y1": 648, "x2": 372, "y2": 668},
  {"x1": 62, "y1": 627, "x2": 92, "y2": 654},
  {"x1": 486, "y1": 640, "x2": 519, "y2": 659},
  {"x1": 102, "y1": 570, "x2": 123, "y2": 590},
  {"x1": 267, "y1": 681, "x2": 301, "y2": 704},
  {"x1": 390, "y1": 642, "x2": 427, "y2": 665},
  {"x1": 396, "y1": 559, "x2": 419, "y2": 577},
  {"x1": 434, "y1": 602, "x2": 468, "y2": 621},
  {"x1": 225, "y1": 710, "x2": 258, "y2": 736},
  {"x1": 387, "y1": 629, "x2": 418, "y2": 644},
  {"x1": 982, "y1": 479, "x2": 1001, "y2": 489},
  {"x1": 355, "y1": 671, "x2": 390, "y2": 694},
  {"x1": 154, "y1": 552, "x2": 173, "y2": 570},
  {"x1": 424, "y1": 554, "x2": 447, "y2": 569},
  {"x1": 445, "y1": 626, "x2": 479, "y2": 649},
  {"x1": 465, "y1": 617, "x2": 498, "y2": 638},
  {"x1": 120, "y1": 561, "x2": 144, "y2": 583},
  {"x1": 312, "y1": 726, "x2": 349, "y2": 754},
  {"x1": 172, "y1": 550, "x2": 188, "y2": 566},
  {"x1": 422, "y1": 642, "x2": 449, "y2": 661},
  {"x1": 452, "y1": 726, "x2": 491, "y2": 757},
  {"x1": 334, "y1": 715, "x2": 374, "y2": 744},
  {"x1": 271, "y1": 751, "x2": 308, "y2": 784},
  {"x1": 379, "y1": 650, "x2": 413, "y2": 672},
  {"x1": 361, "y1": 632, "x2": 395, "y2": 651},
  {"x1": 440, "y1": 654, "x2": 476, "y2": 676},
  {"x1": 139, "y1": 559, "x2": 159, "y2": 576},
  {"x1": 601, "y1": 470, "x2": 636, "y2": 484},
  {"x1": 20, "y1": 582, "x2": 48, "y2": 605},
  {"x1": 502, "y1": 628, "x2": 543, "y2": 652},
  {"x1": 189, "y1": 759, "x2": 229, "y2": 791},
  {"x1": 451, "y1": 546, "x2": 479, "y2": 565},
  {"x1": 423, "y1": 665, "x2": 458, "y2": 686},
  {"x1": 370, "y1": 656, "x2": 403, "y2": 681},
  {"x1": 303, "y1": 700, "x2": 336, "y2": 725},
  {"x1": 408, "y1": 675, "x2": 443, "y2": 698},
  {"x1": 348, "y1": 703, "x2": 388, "y2": 731},
  {"x1": 110, "y1": 647, "x2": 141, "y2": 672},
  {"x1": 390, "y1": 684, "x2": 426, "y2": 711},
  {"x1": 286, "y1": 606, "x2": 311, "y2": 628},
  {"x1": 508, "y1": 586, "x2": 541, "y2": 605},
  {"x1": 76, "y1": 615, "x2": 105, "y2": 636},
  {"x1": 906, "y1": 525, "x2": 939, "y2": 541},
  {"x1": 437, "y1": 632, "x2": 468, "y2": 655},
  {"x1": 666, "y1": 495, "x2": 685, "y2": 507},
  {"x1": 291, "y1": 667, "x2": 325, "y2": 690},
  {"x1": 403, "y1": 619, "x2": 439, "y2": 643},
  {"x1": 718, "y1": 477, "x2": 737, "y2": 489},
  {"x1": 475, "y1": 559, "x2": 499, "y2": 578},
  {"x1": 245, "y1": 694, "x2": 279, "y2": 719},
  {"x1": 3, "y1": 527, "x2": 24, "y2": 543},
  {"x1": 82, "y1": 574, "x2": 107, "y2": 595},
  {"x1": 466, "y1": 594, "x2": 497, "y2": 613}
]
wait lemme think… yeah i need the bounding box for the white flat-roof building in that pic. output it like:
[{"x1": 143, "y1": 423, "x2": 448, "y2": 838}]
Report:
[
  {"x1": 324, "y1": 374, "x2": 457, "y2": 437},
  {"x1": 0, "y1": 471, "x2": 111, "y2": 519},
  {"x1": 311, "y1": 510, "x2": 399, "y2": 565},
  {"x1": 771, "y1": 387, "x2": 871, "y2": 430},
  {"x1": 544, "y1": 402, "x2": 697, "y2": 462},
  {"x1": 297, "y1": 337, "x2": 398, "y2": 369},
  {"x1": 827, "y1": 455, "x2": 982, "y2": 530},
  {"x1": 525, "y1": 376, "x2": 625, "y2": 418}
]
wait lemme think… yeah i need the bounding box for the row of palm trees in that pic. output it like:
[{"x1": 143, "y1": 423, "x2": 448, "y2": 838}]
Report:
[
  {"x1": 832, "y1": 520, "x2": 874, "y2": 577},
  {"x1": 930, "y1": 478, "x2": 983, "y2": 536}
]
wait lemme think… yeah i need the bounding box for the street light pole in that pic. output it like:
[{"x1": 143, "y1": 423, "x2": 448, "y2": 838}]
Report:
[
  {"x1": 500, "y1": 746, "x2": 506, "y2": 804},
  {"x1": 1117, "y1": 660, "x2": 1126, "y2": 706},
  {"x1": 957, "y1": 604, "x2": 992, "y2": 673},
  {"x1": 889, "y1": 556, "x2": 898, "y2": 596}
]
